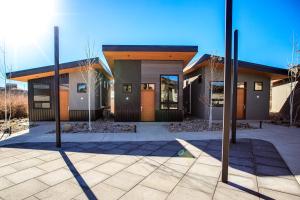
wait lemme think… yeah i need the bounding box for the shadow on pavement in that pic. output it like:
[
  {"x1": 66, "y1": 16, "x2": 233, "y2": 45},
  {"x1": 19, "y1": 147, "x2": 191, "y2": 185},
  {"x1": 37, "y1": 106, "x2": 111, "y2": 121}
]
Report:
[{"x1": 1, "y1": 139, "x2": 296, "y2": 199}]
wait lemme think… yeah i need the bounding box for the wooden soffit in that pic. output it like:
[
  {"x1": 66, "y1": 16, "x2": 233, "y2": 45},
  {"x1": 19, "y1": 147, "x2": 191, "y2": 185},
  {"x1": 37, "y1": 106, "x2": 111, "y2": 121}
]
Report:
[
  {"x1": 9, "y1": 63, "x2": 113, "y2": 82},
  {"x1": 184, "y1": 60, "x2": 288, "y2": 80},
  {"x1": 103, "y1": 51, "x2": 197, "y2": 73}
]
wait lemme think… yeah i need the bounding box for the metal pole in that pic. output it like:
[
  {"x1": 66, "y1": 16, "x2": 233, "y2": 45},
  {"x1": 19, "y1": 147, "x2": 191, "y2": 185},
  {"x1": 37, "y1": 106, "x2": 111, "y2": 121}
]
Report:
[
  {"x1": 54, "y1": 26, "x2": 61, "y2": 148},
  {"x1": 222, "y1": 0, "x2": 233, "y2": 183},
  {"x1": 231, "y1": 30, "x2": 238, "y2": 144}
]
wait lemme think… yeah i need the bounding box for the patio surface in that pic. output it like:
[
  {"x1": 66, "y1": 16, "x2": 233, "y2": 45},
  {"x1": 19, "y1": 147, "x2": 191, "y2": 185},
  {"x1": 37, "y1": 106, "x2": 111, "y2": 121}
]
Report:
[
  {"x1": 0, "y1": 139, "x2": 300, "y2": 200},
  {"x1": 1, "y1": 121, "x2": 300, "y2": 186}
]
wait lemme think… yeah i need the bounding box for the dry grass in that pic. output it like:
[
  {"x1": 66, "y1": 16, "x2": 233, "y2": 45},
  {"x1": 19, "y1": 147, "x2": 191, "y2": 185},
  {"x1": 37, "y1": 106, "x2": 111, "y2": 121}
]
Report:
[{"x1": 0, "y1": 92, "x2": 28, "y2": 119}]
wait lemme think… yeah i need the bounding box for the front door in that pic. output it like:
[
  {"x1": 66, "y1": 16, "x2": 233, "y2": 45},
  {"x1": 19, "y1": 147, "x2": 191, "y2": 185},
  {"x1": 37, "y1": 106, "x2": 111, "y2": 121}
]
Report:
[
  {"x1": 236, "y1": 83, "x2": 246, "y2": 119},
  {"x1": 141, "y1": 84, "x2": 155, "y2": 121},
  {"x1": 60, "y1": 89, "x2": 69, "y2": 121}
]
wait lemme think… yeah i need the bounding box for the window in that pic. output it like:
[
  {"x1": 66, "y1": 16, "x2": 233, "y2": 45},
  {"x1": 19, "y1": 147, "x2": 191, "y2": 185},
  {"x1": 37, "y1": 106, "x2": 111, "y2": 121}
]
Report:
[
  {"x1": 141, "y1": 83, "x2": 155, "y2": 91},
  {"x1": 210, "y1": 81, "x2": 224, "y2": 107},
  {"x1": 33, "y1": 84, "x2": 51, "y2": 109},
  {"x1": 237, "y1": 82, "x2": 245, "y2": 89},
  {"x1": 123, "y1": 84, "x2": 132, "y2": 93},
  {"x1": 160, "y1": 75, "x2": 179, "y2": 109},
  {"x1": 77, "y1": 83, "x2": 87, "y2": 93},
  {"x1": 254, "y1": 82, "x2": 263, "y2": 91}
]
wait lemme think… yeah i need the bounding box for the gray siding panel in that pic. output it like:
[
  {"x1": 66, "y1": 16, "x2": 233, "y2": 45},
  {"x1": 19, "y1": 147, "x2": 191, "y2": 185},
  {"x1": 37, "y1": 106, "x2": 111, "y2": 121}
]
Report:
[
  {"x1": 141, "y1": 61, "x2": 183, "y2": 111},
  {"x1": 184, "y1": 66, "x2": 271, "y2": 120}
]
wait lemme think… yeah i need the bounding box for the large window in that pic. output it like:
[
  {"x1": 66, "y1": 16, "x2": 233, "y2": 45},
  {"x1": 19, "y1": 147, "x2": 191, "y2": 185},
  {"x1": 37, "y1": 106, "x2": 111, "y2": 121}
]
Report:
[
  {"x1": 210, "y1": 81, "x2": 224, "y2": 107},
  {"x1": 33, "y1": 84, "x2": 51, "y2": 109},
  {"x1": 160, "y1": 75, "x2": 179, "y2": 109}
]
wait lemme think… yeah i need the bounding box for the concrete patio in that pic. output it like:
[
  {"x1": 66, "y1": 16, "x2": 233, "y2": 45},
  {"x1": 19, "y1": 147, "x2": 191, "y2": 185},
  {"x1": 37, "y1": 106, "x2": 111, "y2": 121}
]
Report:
[
  {"x1": 1, "y1": 121, "x2": 300, "y2": 186},
  {"x1": 0, "y1": 138, "x2": 300, "y2": 200}
]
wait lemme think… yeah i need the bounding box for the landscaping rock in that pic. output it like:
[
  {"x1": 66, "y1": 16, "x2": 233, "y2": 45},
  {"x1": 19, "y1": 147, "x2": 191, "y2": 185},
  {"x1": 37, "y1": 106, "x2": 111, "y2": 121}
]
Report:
[
  {"x1": 62, "y1": 123, "x2": 73, "y2": 132},
  {"x1": 49, "y1": 119, "x2": 136, "y2": 134},
  {"x1": 0, "y1": 118, "x2": 36, "y2": 135},
  {"x1": 168, "y1": 118, "x2": 256, "y2": 132}
]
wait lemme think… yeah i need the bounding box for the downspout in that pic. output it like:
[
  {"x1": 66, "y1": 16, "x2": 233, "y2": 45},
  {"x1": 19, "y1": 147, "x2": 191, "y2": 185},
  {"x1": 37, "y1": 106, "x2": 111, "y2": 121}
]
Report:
[
  {"x1": 189, "y1": 83, "x2": 192, "y2": 114},
  {"x1": 100, "y1": 78, "x2": 102, "y2": 108}
]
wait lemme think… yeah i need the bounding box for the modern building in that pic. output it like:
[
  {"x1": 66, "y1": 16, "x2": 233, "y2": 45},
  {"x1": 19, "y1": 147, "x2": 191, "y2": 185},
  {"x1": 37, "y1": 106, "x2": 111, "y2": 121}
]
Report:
[
  {"x1": 8, "y1": 47, "x2": 289, "y2": 122},
  {"x1": 8, "y1": 58, "x2": 112, "y2": 121},
  {"x1": 102, "y1": 45, "x2": 198, "y2": 121},
  {"x1": 183, "y1": 54, "x2": 288, "y2": 120}
]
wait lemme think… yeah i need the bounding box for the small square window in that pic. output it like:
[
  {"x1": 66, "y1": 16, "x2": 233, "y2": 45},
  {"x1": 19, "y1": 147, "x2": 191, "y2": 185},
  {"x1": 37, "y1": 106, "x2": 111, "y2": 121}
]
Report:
[
  {"x1": 77, "y1": 83, "x2": 87, "y2": 93},
  {"x1": 123, "y1": 84, "x2": 132, "y2": 93},
  {"x1": 254, "y1": 82, "x2": 263, "y2": 91}
]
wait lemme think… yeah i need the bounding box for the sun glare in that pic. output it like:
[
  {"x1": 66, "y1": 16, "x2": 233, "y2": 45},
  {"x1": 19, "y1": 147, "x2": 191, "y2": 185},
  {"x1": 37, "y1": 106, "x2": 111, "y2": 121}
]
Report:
[{"x1": 0, "y1": 0, "x2": 57, "y2": 45}]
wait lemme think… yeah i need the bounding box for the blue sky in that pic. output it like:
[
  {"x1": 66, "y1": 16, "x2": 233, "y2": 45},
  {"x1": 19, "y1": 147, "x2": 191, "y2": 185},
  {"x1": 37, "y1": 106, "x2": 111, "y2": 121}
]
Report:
[{"x1": 1, "y1": 0, "x2": 299, "y2": 88}]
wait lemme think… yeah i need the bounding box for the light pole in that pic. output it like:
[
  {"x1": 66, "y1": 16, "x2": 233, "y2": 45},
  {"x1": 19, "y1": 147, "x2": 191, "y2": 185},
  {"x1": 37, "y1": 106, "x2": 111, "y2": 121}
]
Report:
[
  {"x1": 54, "y1": 26, "x2": 61, "y2": 148},
  {"x1": 221, "y1": 0, "x2": 233, "y2": 183},
  {"x1": 231, "y1": 29, "x2": 238, "y2": 144}
]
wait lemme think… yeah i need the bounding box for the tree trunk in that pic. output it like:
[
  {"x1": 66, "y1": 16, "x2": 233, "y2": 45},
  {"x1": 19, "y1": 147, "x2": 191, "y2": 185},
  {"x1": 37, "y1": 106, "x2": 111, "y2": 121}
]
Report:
[
  {"x1": 88, "y1": 70, "x2": 92, "y2": 131},
  {"x1": 209, "y1": 86, "x2": 213, "y2": 129},
  {"x1": 290, "y1": 81, "x2": 293, "y2": 126}
]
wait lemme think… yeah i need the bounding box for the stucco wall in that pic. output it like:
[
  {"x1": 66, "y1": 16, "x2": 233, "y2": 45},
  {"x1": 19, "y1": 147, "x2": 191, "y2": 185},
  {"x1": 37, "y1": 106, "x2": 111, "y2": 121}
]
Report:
[
  {"x1": 271, "y1": 83, "x2": 293, "y2": 113},
  {"x1": 69, "y1": 70, "x2": 96, "y2": 110}
]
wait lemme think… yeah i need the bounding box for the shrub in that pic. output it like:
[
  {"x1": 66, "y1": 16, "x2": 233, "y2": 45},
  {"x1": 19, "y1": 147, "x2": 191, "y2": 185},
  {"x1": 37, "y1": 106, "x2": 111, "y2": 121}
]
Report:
[{"x1": 0, "y1": 91, "x2": 28, "y2": 119}]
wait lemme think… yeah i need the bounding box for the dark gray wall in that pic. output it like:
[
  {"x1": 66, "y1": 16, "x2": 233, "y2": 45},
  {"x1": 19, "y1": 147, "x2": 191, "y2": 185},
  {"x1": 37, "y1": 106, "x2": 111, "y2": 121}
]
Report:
[
  {"x1": 183, "y1": 68, "x2": 206, "y2": 118},
  {"x1": 100, "y1": 76, "x2": 111, "y2": 108},
  {"x1": 28, "y1": 74, "x2": 68, "y2": 121},
  {"x1": 114, "y1": 60, "x2": 141, "y2": 121}
]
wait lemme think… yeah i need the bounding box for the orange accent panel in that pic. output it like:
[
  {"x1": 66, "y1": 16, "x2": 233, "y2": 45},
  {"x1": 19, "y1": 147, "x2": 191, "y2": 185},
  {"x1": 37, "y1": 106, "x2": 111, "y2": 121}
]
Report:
[
  {"x1": 60, "y1": 89, "x2": 69, "y2": 121},
  {"x1": 236, "y1": 88, "x2": 245, "y2": 119},
  {"x1": 141, "y1": 90, "x2": 155, "y2": 121}
]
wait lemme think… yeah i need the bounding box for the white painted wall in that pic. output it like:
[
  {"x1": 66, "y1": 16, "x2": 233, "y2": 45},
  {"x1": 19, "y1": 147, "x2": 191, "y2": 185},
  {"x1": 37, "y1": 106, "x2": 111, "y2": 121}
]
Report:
[{"x1": 271, "y1": 83, "x2": 293, "y2": 113}]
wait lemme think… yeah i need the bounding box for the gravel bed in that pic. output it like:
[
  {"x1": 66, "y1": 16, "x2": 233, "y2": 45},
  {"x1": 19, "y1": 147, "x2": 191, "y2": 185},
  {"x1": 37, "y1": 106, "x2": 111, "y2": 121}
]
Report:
[
  {"x1": 47, "y1": 119, "x2": 136, "y2": 134},
  {"x1": 0, "y1": 118, "x2": 37, "y2": 135},
  {"x1": 168, "y1": 118, "x2": 257, "y2": 132}
]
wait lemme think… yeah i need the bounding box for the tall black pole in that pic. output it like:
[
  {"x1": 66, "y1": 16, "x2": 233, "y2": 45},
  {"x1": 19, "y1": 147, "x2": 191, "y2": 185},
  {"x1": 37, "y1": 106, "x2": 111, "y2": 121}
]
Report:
[
  {"x1": 231, "y1": 30, "x2": 238, "y2": 144},
  {"x1": 221, "y1": 0, "x2": 233, "y2": 183},
  {"x1": 54, "y1": 26, "x2": 61, "y2": 148}
]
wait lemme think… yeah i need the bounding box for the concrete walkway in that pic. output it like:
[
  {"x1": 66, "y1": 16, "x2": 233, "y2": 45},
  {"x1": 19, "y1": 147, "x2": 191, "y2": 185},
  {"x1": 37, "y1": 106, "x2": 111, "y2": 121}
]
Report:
[
  {"x1": 0, "y1": 139, "x2": 299, "y2": 200},
  {"x1": 1, "y1": 122, "x2": 300, "y2": 185}
]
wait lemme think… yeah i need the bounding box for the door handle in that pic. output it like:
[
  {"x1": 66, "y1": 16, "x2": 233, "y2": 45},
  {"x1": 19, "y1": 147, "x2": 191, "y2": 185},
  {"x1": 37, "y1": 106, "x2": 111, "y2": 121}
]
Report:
[{"x1": 141, "y1": 106, "x2": 143, "y2": 112}]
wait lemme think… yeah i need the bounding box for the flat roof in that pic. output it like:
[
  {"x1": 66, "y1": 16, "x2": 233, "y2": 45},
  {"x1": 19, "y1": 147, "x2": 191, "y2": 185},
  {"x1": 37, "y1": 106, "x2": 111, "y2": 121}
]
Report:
[
  {"x1": 102, "y1": 45, "x2": 198, "y2": 73},
  {"x1": 7, "y1": 58, "x2": 113, "y2": 82},
  {"x1": 102, "y1": 45, "x2": 198, "y2": 52},
  {"x1": 184, "y1": 54, "x2": 288, "y2": 80}
]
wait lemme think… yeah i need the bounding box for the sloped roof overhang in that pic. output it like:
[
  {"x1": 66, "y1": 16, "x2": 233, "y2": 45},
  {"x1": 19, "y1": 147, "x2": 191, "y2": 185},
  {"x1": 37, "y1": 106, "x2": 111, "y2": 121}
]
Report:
[{"x1": 102, "y1": 45, "x2": 198, "y2": 73}]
